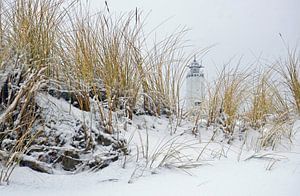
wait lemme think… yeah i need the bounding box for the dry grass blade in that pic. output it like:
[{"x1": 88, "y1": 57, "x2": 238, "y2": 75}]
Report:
[
  {"x1": 247, "y1": 67, "x2": 289, "y2": 129},
  {"x1": 258, "y1": 120, "x2": 293, "y2": 150},
  {"x1": 142, "y1": 26, "x2": 198, "y2": 117},
  {"x1": 206, "y1": 62, "x2": 250, "y2": 135},
  {"x1": 3, "y1": 0, "x2": 68, "y2": 74},
  {"x1": 277, "y1": 48, "x2": 300, "y2": 114}
]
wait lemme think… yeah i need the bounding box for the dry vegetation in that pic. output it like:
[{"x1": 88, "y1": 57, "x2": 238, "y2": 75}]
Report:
[
  {"x1": 277, "y1": 48, "x2": 300, "y2": 114},
  {"x1": 206, "y1": 63, "x2": 250, "y2": 135},
  {"x1": 0, "y1": 0, "x2": 192, "y2": 184},
  {"x1": 201, "y1": 56, "x2": 297, "y2": 147},
  {"x1": 0, "y1": 0, "x2": 299, "y2": 185}
]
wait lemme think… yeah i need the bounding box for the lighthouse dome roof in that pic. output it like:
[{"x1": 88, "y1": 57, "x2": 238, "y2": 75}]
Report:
[{"x1": 189, "y1": 59, "x2": 204, "y2": 68}]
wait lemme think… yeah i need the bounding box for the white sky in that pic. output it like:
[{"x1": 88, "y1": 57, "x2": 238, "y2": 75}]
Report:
[{"x1": 87, "y1": 0, "x2": 300, "y2": 76}]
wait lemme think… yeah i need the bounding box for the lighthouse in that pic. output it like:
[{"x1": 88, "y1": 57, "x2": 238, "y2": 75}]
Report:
[{"x1": 186, "y1": 58, "x2": 205, "y2": 109}]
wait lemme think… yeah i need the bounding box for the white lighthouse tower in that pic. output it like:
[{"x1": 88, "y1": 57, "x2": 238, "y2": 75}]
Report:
[{"x1": 186, "y1": 58, "x2": 205, "y2": 109}]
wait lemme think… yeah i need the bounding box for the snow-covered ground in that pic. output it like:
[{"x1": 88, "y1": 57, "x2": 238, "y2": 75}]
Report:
[{"x1": 1, "y1": 99, "x2": 300, "y2": 196}]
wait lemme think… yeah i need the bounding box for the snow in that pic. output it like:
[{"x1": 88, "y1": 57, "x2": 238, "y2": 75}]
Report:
[
  {"x1": 1, "y1": 98, "x2": 300, "y2": 195},
  {"x1": 1, "y1": 146, "x2": 300, "y2": 196}
]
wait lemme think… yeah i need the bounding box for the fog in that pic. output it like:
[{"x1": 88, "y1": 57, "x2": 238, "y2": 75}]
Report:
[{"x1": 88, "y1": 0, "x2": 300, "y2": 77}]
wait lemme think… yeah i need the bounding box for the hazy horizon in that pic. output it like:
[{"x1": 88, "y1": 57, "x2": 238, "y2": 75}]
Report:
[{"x1": 87, "y1": 0, "x2": 300, "y2": 77}]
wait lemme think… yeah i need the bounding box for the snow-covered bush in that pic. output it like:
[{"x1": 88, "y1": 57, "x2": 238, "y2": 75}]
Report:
[{"x1": 0, "y1": 0, "x2": 194, "y2": 184}]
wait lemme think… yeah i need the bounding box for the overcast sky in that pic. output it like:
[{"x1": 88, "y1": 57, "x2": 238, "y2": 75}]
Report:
[{"x1": 88, "y1": 0, "x2": 300, "y2": 76}]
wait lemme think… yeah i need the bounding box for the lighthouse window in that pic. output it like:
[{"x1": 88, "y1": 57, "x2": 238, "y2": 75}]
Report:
[{"x1": 192, "y1": 68, "x2": 199, "y2": 73}]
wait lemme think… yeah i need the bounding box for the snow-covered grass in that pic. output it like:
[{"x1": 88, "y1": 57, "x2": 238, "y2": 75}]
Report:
[
  {"x1": 0, "y1": 0, "x2": 194, "y2": 185},
  {"x1": 1, "y1": 0, "x2": 300, "y2": 195},
  {"x1": 205, "y1": 63, "x2": 250, "y2": 134},
  {"x1": 1, "y1": 116, "x2": 300, "y2": 196},
  {"x1": 246, "y1": 68, "x2": 288, "y2": 129},
  {"x1": 276, "y1": 47, "x2": 300, "y2": 114}
]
